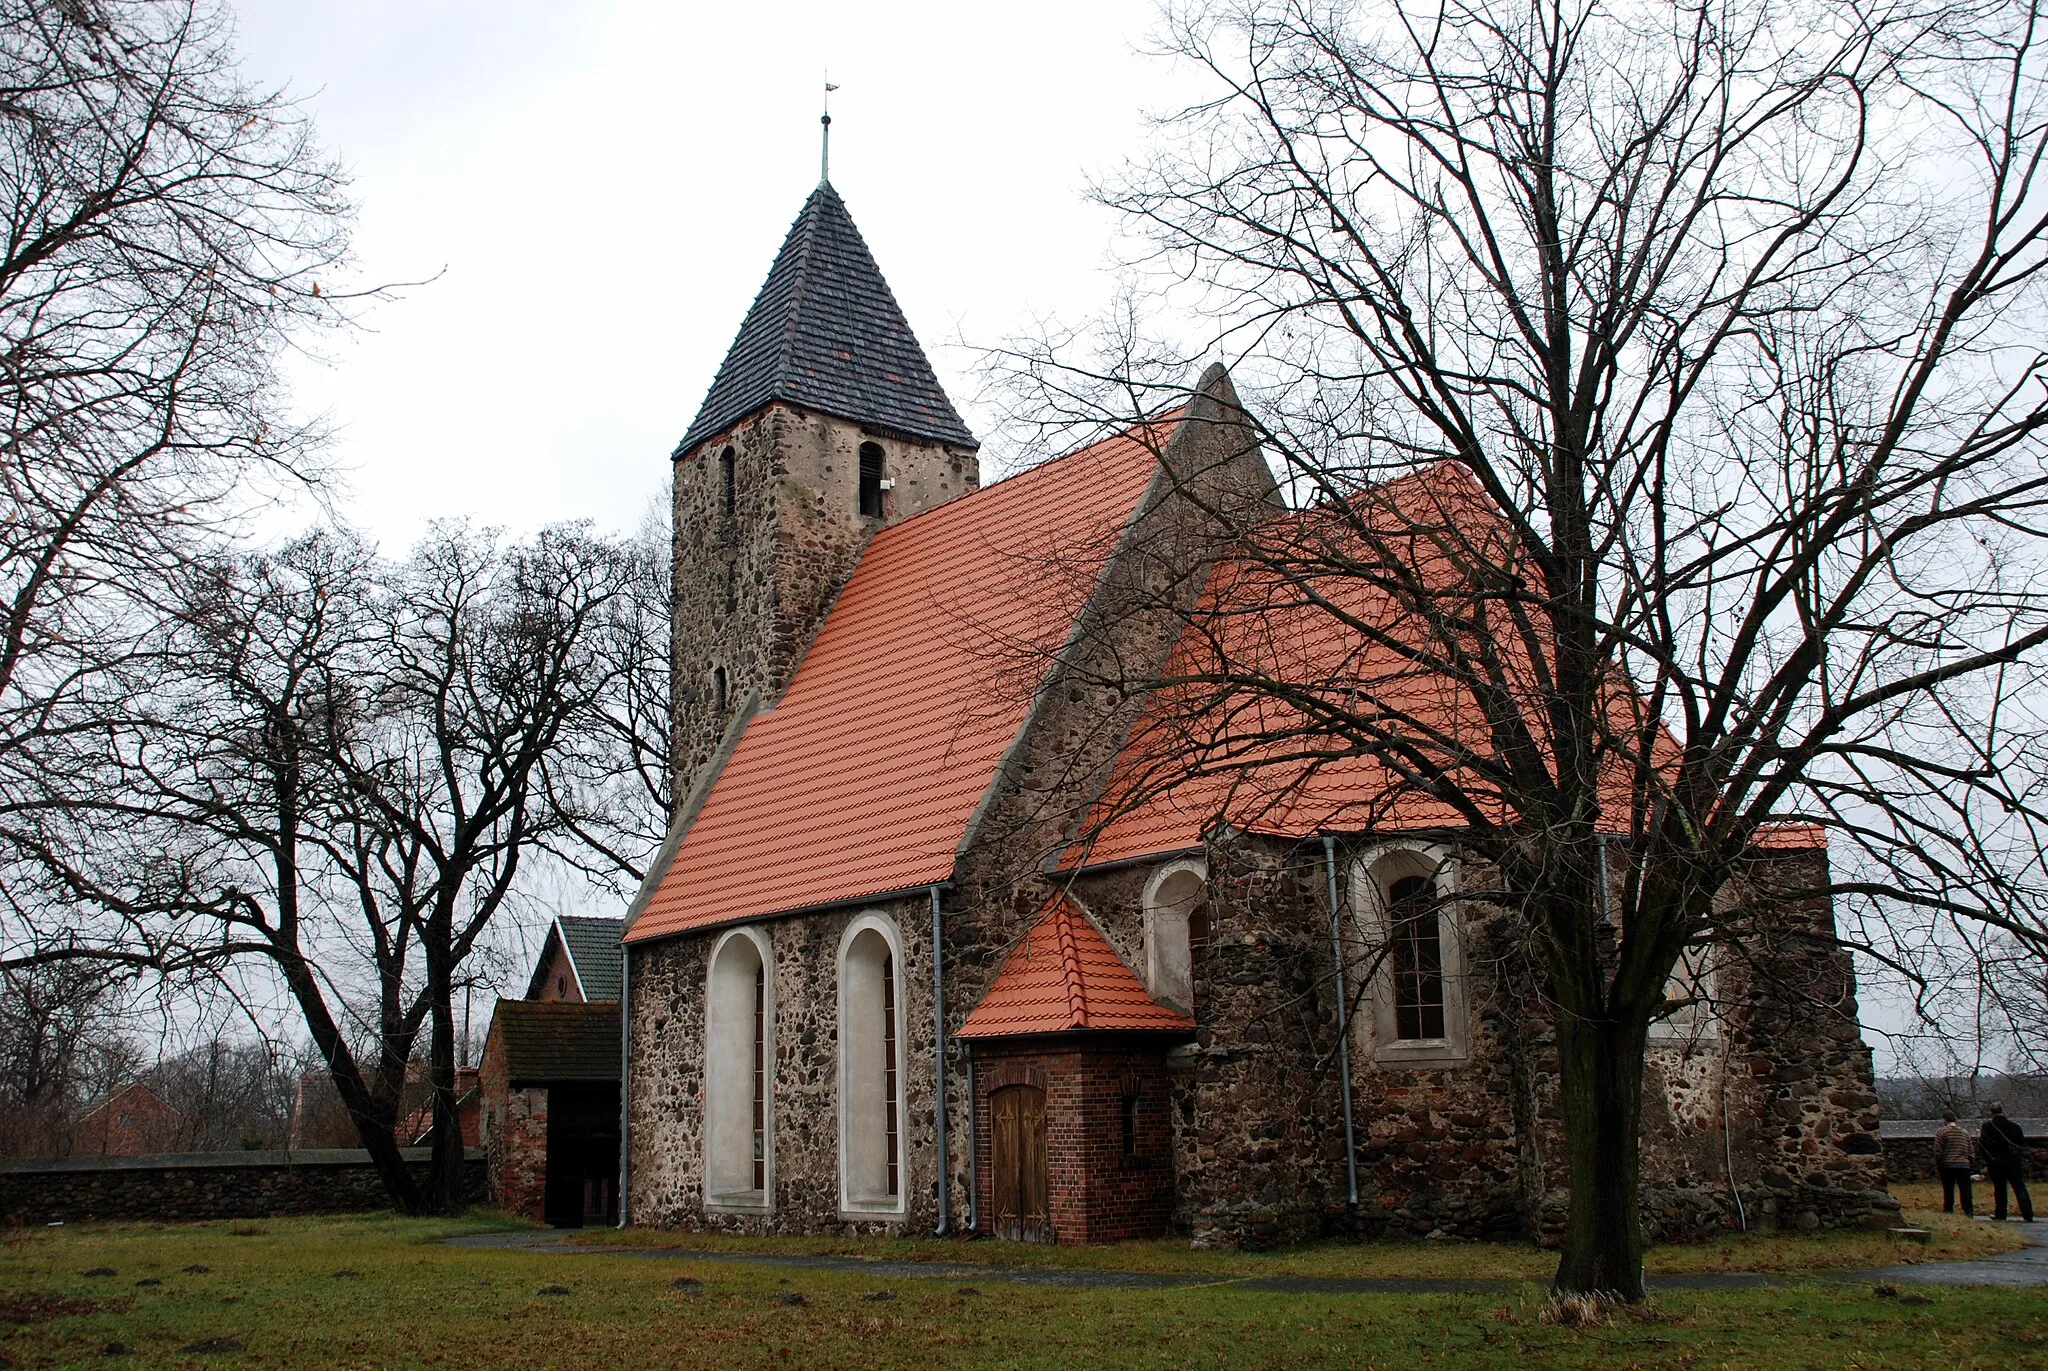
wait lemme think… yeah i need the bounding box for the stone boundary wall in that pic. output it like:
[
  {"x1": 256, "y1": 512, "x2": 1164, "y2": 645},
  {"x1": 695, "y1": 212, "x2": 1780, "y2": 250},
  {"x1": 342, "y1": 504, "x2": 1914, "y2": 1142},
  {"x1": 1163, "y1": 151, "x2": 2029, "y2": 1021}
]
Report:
[
  {"x1": 1880, "y1": 1120, "x2": 2047, "y2": 1184},
  {"x1": 0, "y1": 1148, "x2": 486, "y2": 1225}
]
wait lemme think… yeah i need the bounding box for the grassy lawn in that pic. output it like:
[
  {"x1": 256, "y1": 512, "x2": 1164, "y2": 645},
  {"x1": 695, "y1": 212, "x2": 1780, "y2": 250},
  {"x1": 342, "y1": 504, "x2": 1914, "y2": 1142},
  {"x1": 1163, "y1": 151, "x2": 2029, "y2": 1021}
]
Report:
[
  {"x1": 573, "y1": 1182, "x2": 2023, "y2": 1281},
  {"x1": 0, "y1": 1206, "x2": 2035, "y2": 1369}
]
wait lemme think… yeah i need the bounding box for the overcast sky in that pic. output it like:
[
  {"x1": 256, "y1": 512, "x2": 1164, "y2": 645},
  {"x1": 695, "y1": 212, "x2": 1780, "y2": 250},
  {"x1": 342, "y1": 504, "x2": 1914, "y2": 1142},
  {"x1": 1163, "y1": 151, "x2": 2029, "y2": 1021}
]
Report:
[
  {"x1": 217, "y1": 2, "x2": 1958, "y2": 1070},
  {"x1": 226, "y1": 0, "x2": 1182, "y2": 549}
]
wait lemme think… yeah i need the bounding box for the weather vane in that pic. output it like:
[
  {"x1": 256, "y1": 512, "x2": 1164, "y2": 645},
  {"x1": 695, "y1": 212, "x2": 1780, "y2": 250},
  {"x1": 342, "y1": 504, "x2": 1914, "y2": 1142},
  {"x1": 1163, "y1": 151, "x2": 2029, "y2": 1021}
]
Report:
[{"x1": 820, "y1": 75, "x2": 839, "y2": 185}]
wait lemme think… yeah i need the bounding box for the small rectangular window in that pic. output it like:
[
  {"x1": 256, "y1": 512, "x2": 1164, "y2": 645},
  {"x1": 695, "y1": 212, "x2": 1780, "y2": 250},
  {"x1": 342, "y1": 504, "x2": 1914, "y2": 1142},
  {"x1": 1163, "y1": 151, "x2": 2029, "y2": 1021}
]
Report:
[{"x1": 1120, "y1": 1091, "x2": 1139, "y2": 1158}]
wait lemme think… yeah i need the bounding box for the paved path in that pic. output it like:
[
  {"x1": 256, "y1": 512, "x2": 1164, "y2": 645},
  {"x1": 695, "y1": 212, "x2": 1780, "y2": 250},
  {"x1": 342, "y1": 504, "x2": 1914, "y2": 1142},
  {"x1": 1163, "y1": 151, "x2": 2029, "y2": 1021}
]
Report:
[{"x1": 446, "y1": 1220, "x2": 2048, "y2": 1294}]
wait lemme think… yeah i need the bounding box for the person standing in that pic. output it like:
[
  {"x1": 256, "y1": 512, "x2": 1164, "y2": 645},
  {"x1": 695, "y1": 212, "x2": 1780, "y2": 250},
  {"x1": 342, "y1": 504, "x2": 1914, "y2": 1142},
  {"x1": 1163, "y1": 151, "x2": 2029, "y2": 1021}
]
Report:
[
  {"x1": 1934, "y1": 1112, "x2": 1975, "y2": 1216},
  {"x1": 1980, "y1": 1101, "x2": 2035, "y2": 1223}
]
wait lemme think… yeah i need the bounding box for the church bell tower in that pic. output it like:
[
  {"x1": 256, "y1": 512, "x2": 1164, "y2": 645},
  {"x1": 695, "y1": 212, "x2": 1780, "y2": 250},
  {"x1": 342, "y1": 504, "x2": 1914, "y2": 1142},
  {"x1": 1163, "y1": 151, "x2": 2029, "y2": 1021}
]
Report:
[{"x1": 669, "y1": 180, "x2": 980, "y2": 809}]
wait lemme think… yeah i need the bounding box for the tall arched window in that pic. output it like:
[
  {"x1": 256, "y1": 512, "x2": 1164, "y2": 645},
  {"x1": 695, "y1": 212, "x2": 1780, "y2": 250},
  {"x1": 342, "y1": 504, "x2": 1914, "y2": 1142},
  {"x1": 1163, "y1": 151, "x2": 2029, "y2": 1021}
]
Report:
[
  {"x1": 1387, "y1": 875, "x2": 1445, "y2": 1040},
  {"x1": 839, "y1": 915, "x2": 905, "y2": 1212},
  {"x1": 1353, "y1": 846, "x2": 1469, "y2": 1064},
  {"x1": 711, "y1": 664, "x2": 727, "y2": 716},
  {"x1": 857, "y1": 442, "x2": 885, "y2": 518},
  {"x1": 719, "y1": 446, "x2": 736, "y2": 518},
  {"x1": 705, "y1": 928, "x2": 772, "y2": 1206},
  {"x1": 1142, "y1": 861, "x2": 1208, "y2": 1012}
]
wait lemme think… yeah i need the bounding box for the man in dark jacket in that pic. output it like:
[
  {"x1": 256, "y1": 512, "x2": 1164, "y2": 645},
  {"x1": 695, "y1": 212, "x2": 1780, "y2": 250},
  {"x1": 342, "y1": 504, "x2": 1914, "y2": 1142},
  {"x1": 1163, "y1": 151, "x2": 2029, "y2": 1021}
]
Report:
[{"x1": 1980, "y1": 1101, "x2": 2034, "y2": 1223}]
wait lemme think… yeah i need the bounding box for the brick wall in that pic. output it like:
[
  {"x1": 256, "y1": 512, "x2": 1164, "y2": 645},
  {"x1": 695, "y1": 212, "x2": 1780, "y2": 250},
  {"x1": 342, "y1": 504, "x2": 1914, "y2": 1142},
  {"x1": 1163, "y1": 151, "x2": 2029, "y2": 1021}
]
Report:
[
  {"x1": 969, "y1": 1043, "x2": 1177, "y2": 1244},
  {"x1": 479, "y1": 1015, "x2": 550, "y2": 1221},
  {"x1": 0, "y1": 1149, "x2": 483, "y2": 1224}
]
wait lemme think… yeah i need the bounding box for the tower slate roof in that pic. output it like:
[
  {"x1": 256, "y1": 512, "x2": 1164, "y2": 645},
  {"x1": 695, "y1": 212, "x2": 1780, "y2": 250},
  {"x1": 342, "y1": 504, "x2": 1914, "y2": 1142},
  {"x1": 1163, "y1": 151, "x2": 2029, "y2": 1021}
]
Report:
[{"x1": 676, "y1": 182, "x2": 978, "y2": 455}]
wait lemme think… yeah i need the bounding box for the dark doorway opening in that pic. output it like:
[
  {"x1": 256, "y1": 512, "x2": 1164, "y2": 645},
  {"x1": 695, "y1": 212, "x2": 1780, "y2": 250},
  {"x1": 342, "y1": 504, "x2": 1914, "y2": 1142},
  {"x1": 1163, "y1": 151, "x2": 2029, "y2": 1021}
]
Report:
[{"x1": 544, "y1": 1083, "x2": 621, "y2": 1227}]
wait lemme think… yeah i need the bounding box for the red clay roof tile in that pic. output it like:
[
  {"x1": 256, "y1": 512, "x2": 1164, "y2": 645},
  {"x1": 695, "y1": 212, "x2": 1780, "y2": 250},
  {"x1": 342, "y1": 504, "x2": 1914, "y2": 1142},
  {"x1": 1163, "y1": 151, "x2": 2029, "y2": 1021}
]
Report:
[
  {"x1": 956, "y1": 895, "x2": 1195, "y2": 1038},
  {"x1": 1072, "y1": 462, "x2": 1672, "y2": 867},
  {"x1": 627, "y1": 426, "x2": 1167, "y2": 943}
]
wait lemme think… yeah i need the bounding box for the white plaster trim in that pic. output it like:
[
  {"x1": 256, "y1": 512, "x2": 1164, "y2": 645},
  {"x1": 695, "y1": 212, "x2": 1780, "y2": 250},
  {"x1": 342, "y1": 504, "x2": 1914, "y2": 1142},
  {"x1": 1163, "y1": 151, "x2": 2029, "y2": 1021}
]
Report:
[
  {"x1": 837, "y1": 912, "x2": 909, "y2": 1218},
  {"x1": 1141, "y1": 857, "x2": 1208, "y2": 1012},
  {"x1": 1349, "y1": 843, "x2": 1471, "y2": 1066},
  {"x1": 1648, "y1": 947, "x2": 1721, "y2": 1043},
  {"x1": 703, "y1": 925, "x2": 774, "y2": 1212}
]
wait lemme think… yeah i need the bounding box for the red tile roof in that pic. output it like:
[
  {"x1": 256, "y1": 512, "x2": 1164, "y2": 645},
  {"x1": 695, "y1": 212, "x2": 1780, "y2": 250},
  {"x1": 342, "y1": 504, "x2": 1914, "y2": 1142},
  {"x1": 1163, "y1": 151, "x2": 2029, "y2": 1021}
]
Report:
[
  {"x1": 1071, "y1": 462, "x2": 1675, "y2": 867},
  {"x1": 627, "y1": 425, "x2": 1168, "y2": 943},
  {"x1": 956, "y1": 896, "x2": 1195, "y2": 1038}
]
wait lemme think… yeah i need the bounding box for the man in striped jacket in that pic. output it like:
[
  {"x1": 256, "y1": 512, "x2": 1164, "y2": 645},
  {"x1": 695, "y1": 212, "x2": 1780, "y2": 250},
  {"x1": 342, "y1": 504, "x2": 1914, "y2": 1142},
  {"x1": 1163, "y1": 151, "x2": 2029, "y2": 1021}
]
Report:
[{"x1": 1934, "y1": 1111, "x2": 1975, "y2": 1216}]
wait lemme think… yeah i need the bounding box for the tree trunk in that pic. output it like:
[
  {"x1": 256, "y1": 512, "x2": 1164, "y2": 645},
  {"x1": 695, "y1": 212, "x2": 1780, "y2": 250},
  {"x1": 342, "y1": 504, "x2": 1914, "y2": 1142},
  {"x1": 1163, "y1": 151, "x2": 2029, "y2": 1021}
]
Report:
[
  {"x1": 275, "y1": 948, "x2": 427, "y2": 1215},
  {"x1": 1551, "y1": 1009, "x2": 1650, "y2": 1299},
  {"x1": 426, "y1": 960, "x2": 464, "y2": 1212},
  {"x1": 338, "y1": 1071, "x2": 428, "y2": 1217}
]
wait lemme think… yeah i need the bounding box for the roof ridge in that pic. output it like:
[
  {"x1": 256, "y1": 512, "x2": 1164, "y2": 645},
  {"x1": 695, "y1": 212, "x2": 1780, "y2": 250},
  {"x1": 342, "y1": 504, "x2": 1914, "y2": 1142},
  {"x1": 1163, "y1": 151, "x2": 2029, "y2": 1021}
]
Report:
[
  {"x1": 1055, "y1": 901, "x2": 1089, "y2": 1029},
  {"x1": 770, "y1": 188, "x2": 825, "y2": 402}
]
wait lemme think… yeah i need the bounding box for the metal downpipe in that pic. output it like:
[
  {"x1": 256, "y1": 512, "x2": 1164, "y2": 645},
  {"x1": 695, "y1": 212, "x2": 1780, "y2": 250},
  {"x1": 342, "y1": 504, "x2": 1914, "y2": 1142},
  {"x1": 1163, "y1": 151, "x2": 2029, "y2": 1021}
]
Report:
[
  {"x1": 1324, "y1": 835, "x2": 1359, "y2": 1208},
  {"x1": 965, "y1": 1054, "x2": 979, "y2": 1234},
  {"x1": 930, "y1": 885, "x2": 951, "y2": 1236},
  {"x1": 617, "y1": 945, "x2": 631, "y2": 1229}
]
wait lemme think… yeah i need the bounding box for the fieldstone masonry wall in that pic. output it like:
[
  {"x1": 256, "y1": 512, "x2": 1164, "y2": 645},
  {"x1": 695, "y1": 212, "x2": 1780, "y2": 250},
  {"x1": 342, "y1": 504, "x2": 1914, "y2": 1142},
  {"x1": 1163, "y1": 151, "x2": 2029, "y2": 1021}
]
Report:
[
  {"x1": 626, "y1": 896, "x2": 942, "y2": 1234},
  {"x1": 0, "y1": 1149, "x2": 484, "y2": 1224},
  {"x1": 669, "y1": 404, "x2": 976, "y2": 806}
]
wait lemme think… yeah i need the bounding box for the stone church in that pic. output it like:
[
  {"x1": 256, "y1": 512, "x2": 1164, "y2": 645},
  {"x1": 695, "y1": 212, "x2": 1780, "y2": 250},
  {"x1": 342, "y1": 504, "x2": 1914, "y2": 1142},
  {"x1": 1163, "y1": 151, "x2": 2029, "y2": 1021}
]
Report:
[{"x1": 617, "y1": 177, "x2": 1891, "y2": 1246}]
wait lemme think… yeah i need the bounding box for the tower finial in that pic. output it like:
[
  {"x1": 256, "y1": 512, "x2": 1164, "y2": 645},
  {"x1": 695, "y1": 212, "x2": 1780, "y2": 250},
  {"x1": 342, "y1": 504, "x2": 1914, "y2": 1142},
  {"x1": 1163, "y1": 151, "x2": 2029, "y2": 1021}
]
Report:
[{"x1": 820, "y1": 77, "x2": 839, "y2": 185}]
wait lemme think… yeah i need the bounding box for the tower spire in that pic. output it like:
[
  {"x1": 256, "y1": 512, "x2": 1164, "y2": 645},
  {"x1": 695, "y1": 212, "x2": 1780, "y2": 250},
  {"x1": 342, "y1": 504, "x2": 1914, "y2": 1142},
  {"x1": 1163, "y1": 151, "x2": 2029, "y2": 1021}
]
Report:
[{"x1": 820, "y1": 78, "x2": 838, "y2": 185}]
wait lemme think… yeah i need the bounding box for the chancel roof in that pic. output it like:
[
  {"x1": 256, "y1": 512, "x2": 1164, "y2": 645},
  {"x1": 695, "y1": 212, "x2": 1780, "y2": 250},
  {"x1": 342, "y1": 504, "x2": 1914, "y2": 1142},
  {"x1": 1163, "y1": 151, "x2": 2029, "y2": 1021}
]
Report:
[
  {"x1": 676, "y1": 182, "x2": 978, "y2": 455},
  {"x1": 957, "y1": 895, "x2": 1194, "y2": 1038}
]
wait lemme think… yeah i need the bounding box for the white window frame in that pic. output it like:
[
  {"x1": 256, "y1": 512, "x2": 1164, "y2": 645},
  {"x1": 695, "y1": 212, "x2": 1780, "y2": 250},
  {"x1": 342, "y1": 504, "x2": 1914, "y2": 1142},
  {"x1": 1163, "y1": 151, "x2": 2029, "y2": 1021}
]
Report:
[
  {"x1": 1648, "y1": 944, "x2": 1720, "y2": 1044},
  {"x1": 1350, "y1": 843, "x2": 1470, "y2": 1066},
  {"x1": 1141, "y1": 858, "x2": 1208, "y2": 1013},
  {"x1": 703, "y1": 925, "x2": 774, "y2": 1213},
  {"x1": 837, "y1": 912, "x2": 909, "y2": 1218}
]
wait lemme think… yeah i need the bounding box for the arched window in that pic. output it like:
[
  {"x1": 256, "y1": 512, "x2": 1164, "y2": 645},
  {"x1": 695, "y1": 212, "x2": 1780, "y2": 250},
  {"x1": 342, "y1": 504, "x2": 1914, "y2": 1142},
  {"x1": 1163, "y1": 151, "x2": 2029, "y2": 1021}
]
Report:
[
  {"x1": 719, "y1": 446, "x2": 736, "y2": 518},
  {"x1": 1353, "y1": 846, "x2": 1469, "y2": 1064},
  {"x1": 1387, "y1": 875, "x2": 1445, "y2": 1040},
  {"x1": 857, "y1": 442, "x2": 885, "y2": 518},
  {"x1": 712, "y1": 664, "x2": 727, "y2": 716},
  {"x1": 839, "y1": 915, "x2": 905, "y2": 1212},
  {"x1": 705, "y1": 928, "x2": 772, "y2": 1206},
  {"x1": 1142, "y1": 861, "x2": 1208, "y2": 1012}
]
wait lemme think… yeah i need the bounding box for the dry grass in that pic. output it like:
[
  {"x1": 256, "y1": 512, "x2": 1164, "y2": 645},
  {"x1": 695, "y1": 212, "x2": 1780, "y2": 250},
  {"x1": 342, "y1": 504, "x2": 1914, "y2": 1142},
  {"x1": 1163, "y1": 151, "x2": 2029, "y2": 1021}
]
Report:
[
  {"x1": 574, "y1": 1187, "x2": 2026, "y2": 1281},
  {"x1": 0, "y1": 1213, "x2": 2037, "y2": 1369}
]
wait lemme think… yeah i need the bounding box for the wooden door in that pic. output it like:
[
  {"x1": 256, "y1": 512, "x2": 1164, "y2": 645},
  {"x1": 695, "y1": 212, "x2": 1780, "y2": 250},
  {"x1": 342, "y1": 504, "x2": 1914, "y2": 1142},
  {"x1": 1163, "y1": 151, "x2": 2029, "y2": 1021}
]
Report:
[{"x1": 990, "y1": 1085, "x2": 1049, "y2": 1242}]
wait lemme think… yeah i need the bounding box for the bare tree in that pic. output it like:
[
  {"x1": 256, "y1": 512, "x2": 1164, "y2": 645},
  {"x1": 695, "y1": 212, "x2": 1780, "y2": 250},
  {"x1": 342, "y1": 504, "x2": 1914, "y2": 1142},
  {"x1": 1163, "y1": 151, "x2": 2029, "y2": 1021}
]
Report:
[
  {"x1": 328, "y1": 522, "x2": 639, "y2": 1209},
  {"x1": 540, "y1": 507, "x2": 672, "y2": 891},
  {"x1": 998, "y1": 0, "x2": 2048, "y2": 1296},
  {"x1": 27, "y1": 522, "x2": 636, "y2": 1211},
  {"x1": 0, "y1": 0, "x2": 359, "y2": 862},
  {"x1": 0, "y1": 959, "x2": 131, "y2": 1155}
]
